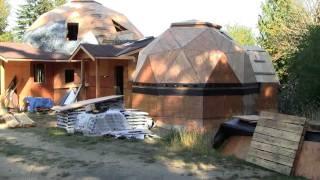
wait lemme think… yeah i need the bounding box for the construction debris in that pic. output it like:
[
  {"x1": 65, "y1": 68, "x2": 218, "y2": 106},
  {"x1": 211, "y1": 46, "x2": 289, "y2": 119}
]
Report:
[
  {"x1": 53, "y1": 96, "x2": 155, "y2": 139},
  {"x1": 53, "y1": 96, "x2": 124, "y2": 133},
  {"x1": 0, "y1": 113, "x2": 36, "y2": 129}
]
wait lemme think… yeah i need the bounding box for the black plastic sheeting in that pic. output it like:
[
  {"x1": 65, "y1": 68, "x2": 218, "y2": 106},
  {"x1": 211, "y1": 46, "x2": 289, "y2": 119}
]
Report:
[{"x1": 213, "y1": 118, "x2": 320, "y2": 149}]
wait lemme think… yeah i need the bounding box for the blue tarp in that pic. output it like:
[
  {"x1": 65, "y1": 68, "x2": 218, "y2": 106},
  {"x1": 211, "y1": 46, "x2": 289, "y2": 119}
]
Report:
[{"x1": 25, "y1": 97, "x2": 54, "y2": 112}]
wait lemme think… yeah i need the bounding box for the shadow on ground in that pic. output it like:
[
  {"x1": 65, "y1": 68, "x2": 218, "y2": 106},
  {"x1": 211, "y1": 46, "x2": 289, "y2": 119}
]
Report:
[{"x1": 0, "y1": 113, "x2": 306, "y2": 180}]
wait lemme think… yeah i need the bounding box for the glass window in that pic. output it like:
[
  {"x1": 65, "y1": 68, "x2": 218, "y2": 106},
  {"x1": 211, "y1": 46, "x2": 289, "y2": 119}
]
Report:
[{"x1": 34, "y1": 64, "x2": 45, "y2": 83}]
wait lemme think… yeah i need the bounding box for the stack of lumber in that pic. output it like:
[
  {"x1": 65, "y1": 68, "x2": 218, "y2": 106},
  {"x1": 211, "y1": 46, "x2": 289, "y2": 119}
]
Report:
[
  {"x1": 53, "y1": 96, "x2": 124, "y2": 133},
  {"x1": 53, "y1": 96, "x2": 155, "y2": 140},
  {"x1": 246, "y1": 111, "x2": 307, "y2": 175},
  {"x1": 0, "y1": 113, "x2": 36, "y2": 129},
  {"x1": 121, "y1": 109, "x2": 154, "y2": 129},
  {"x1": 56, "y1": 110, "x2": 83, "y2": 133},
  {"x1": 74, "y1": 109, "x2": 154, "y2": 139}
]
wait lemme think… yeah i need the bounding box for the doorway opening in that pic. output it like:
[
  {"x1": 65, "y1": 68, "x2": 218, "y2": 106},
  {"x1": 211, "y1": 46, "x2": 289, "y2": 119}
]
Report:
[{"x1": 115, "y1": 66, "x2": 124, "y2": 95}]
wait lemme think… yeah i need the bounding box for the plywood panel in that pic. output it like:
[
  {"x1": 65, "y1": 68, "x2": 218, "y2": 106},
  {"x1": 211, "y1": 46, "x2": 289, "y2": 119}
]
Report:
[
  {"x1": 295, "y1": 141, "x2": 320, "y2": 179},
  {"x1": 246, "y1": 112, "x2": 307, "y2": 175}
]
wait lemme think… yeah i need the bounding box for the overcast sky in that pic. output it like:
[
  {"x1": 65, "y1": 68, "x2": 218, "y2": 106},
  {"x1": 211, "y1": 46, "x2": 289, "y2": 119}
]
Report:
[{"x1": 8, "y1": 0, "x2": 265, "y2": 36}]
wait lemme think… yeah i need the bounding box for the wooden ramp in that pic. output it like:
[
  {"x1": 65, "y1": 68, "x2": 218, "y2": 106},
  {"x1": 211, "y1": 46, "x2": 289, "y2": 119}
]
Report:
[{"x1": 246, "y1": 111, "x2": 307, "y2": 175}]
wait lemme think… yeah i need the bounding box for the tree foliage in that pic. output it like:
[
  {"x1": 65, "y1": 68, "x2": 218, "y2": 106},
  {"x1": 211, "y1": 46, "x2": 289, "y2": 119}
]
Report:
[
  {"x1": 280, "y1": 25, "x2": 320, "y2": 116},
  {"x1": 54, "y1": 0, "x2": 66, "y2": 6},
  {"x1": 15, "y1": 0, "x2": 66, "y2": 40},
  {"x1": 258, "y1": 0, "x2": 310, "y2": 83},
  {"x1": 226, "y1": 25, "x2": 256, "y2": 46},
  {"x1": 0, "y1": 0, "x2": 10, "y2": 34},
  {"x1": 0, "y1": 32, "x2": 13, "y2": 42}
]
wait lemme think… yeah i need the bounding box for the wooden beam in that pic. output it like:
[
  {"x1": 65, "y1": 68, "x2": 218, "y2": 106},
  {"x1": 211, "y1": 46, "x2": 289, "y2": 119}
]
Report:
[
  {"x1": 81, "y1": 59, "x2": 85, "y2": 85},
  {"x1": 95, "y1": 59, "x2": 100, "y2": 98},
  {"x1": 0, "y1": 61, "x2": 5, "y2": 95},
  {"x1": 80, "y1": 59, "x2": 86, "y2": 100}
]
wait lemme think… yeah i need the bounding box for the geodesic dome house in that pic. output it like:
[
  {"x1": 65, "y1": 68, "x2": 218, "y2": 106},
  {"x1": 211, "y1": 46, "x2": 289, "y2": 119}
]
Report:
[
  {"x1": 24, "y1": 0, "x2": 143, "y2": 54},
  {"x1": 132, "y1": 20, "x2": 279, "y2": 129}
]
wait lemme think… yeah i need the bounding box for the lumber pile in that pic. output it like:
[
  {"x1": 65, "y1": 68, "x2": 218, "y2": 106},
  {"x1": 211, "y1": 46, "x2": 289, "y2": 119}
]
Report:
[
  {"x1": 246, "y1": 111, "x2": 307, "y2": 175},
  {"x1": 53, "y1": 96, "x2": 155, "y2": 139},
  {"x1": 0, "y1": 113, "x2": 36, "y2": 129},
  {"x1": 54, "y1": 96, "x2": 124, "y2": 133},
  {"x1": 74, "y1": 109, "x2": 154, "y2": 139},
  {"x1": 121, "y1": 109, "x2": 154, "y2": 129}
]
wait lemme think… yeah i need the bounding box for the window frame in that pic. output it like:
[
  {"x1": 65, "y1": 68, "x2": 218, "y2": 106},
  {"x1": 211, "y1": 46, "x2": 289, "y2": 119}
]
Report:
[{"x1": 33, "y1": 63, "x2": 46, "y2": 84}]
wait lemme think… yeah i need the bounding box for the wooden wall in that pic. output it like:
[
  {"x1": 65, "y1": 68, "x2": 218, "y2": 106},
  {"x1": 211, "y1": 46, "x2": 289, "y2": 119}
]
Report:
[
  {"x1": 4, "y1": 61, "x2": 54, "y2": 106},
  {"x1": 84, "y1": 59, "x2": 133, "y2": 107},
  {"x1": 3, "y1": 59, "x2": 134, "y2": 108},
  {"x1": 3, "y1": 61, "x2": 84, "y2": 107},
  {"x1": 256, "y1": 83, "x2": 279, "y2": 112},
  {"x1": 52, "y1": 62, "x2": 81, "y2": 104},
  {"x1": 132, "y1": 93, "x2": 247, "y2": 130}
]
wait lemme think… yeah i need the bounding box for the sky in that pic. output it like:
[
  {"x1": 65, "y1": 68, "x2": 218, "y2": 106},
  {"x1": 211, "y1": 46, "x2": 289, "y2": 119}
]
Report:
[{"x1": 8, "y1": 0, "x2": 265, "y2": 37}]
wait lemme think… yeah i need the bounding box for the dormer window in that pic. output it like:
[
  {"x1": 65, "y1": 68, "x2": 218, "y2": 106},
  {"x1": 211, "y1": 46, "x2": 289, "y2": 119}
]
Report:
[
  {"x1": 112, "y1": 20, "x2": 127, "y2": 32},
  {"x1": 67, "y1": 23, "x2": 79, "y2": 41}
]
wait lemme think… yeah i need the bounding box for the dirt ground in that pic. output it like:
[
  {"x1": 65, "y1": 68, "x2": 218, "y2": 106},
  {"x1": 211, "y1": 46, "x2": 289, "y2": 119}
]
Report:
[{"x1": 0, "y1": 113, "x2": 304, "y2": 180}]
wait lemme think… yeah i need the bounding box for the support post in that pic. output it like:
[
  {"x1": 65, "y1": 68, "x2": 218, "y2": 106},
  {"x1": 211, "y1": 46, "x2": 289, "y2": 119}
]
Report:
[
  {"x1": 95, "y1": 59, "x2": 100, "y2": 98},
  {"x1": 80, "y1": 59, "x2": 86, "y2": 100},
  {"x1": 0, "y1": 61, "x2": 5, "y2": 95},
  {"x1": 81, "y1": 59, "x2": 85, "y2": 85}
]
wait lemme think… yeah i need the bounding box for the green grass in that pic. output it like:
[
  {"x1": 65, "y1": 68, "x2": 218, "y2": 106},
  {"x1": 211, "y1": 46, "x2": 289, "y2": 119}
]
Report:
[{"x1": 162, "y1": 128, "x2": 215, "y2": 155}]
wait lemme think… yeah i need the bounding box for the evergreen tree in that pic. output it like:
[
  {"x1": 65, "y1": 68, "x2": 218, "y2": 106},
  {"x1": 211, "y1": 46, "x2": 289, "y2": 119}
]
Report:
[
  {"x1": 0, "y1": 0, "x2": 10, "y2": 34},
  {"x1": 15, "y1": 0, "x2": 66, "y2": 40}
]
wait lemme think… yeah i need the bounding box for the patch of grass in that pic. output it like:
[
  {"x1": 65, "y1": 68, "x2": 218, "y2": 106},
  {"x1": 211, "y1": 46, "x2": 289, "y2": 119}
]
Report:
[
  {"x1": 58, "y1": 159, "x2": 89, "y2": 168},
  {"x1": 162, "y1": 129, "x2": 215, "y2": 155},
  {"x1": 0, "y1": 138, "x2": 60, "y2": 167},
  {"x1": 26, "y1": 127, "x2": 114, "y2": 148},
  {"x1": 48, "y1": 127, "x2": 68, "y2": 137}
]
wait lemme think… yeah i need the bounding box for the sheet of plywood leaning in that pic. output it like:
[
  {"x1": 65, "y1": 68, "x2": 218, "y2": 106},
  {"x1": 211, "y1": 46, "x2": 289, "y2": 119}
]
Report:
[{"x1": 246, "y1": 111, "x2": 307, "y2": 175}]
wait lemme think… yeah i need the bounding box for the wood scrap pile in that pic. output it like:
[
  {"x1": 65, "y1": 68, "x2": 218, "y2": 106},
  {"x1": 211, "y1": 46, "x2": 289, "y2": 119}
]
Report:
[
  {"x1": 0, "y1": 113, "x2": 36, "y2": 129},
  {"x1": 52, "y1": 95, "x2": 155, "y2": 139}
]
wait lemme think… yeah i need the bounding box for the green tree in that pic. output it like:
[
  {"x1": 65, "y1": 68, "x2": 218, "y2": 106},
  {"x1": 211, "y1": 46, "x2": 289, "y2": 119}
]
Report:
[
  {"x1": 226, "y1": 25, "x2": 256, "y2": 46},
  {"x1": 15, "y1": 0, "x2": 66, "y2": 40},
  {"x1": 281, "y1": 25, "x2": 320, "y2": 117},
  {"x1": 54, "y1": 0, "x2": 66, "y2": 6},
  {"x1": 258, "y1": 0, "x2": 310, "y2": 83},
  {"x1": 0, "y1": 32, "x2": 13, "y2": 42},
  {"x1": 0, "y1": 0, "x2": 10, "y2": 34}
]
